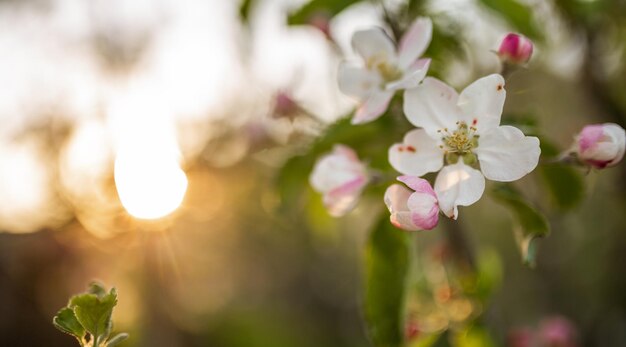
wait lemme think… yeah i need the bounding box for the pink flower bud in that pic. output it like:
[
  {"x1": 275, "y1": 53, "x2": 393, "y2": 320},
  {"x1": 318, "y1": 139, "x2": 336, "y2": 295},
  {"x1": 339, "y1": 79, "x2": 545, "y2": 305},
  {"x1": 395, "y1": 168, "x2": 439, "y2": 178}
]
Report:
[
  {"x1": 576, "y1": 123, "x2": 625, "y2": 169},
  {"x1": 498, "y1": 33, "x2": 533, "y2": 64},
  {"x1": 384, "y1": 176, "x2": 439, "y2": 231},
  {"x1": 538, "y1": 317, "x2": 578, "y2": 347},
  {"x1": 309, "y1": 145, "x2": 369, "y2": 217}
]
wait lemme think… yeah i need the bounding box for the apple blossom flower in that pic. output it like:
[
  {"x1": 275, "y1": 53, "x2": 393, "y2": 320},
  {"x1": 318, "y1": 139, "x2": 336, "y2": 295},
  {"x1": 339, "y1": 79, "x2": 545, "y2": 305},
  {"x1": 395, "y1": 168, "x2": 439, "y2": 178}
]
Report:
[
  {"x1": 309, "y1": 145, "x2": 369, "y2": 217},
  {"x1": 390, "y1": 74, "x2": 540, "y2": 219},
  {"x1": 575, "y1": 123, "x2": 625, "y2": 169},
  {"x1": 384, "y1": 176, "x2": 439, "y2": 231},
  {"x1": 338, "y1": 17, "x2": 433, "y2": 124},
  {"x1": 498, "y1": 33, "x2": 533, "y2": 65}
]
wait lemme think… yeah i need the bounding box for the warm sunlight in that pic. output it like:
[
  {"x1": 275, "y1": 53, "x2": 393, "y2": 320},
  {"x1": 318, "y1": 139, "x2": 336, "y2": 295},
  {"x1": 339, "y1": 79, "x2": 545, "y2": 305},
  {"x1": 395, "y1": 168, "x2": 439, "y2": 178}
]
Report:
[{"x1": 114, "y1": 149, "x2": 188, "y2": 220}]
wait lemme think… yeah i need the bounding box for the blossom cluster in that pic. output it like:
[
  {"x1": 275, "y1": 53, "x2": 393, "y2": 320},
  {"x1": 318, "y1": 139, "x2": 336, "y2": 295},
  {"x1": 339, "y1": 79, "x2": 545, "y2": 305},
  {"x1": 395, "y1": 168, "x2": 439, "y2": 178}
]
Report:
[{"x1": 309, "y1": 19, "x2": 626, "y2": 231}]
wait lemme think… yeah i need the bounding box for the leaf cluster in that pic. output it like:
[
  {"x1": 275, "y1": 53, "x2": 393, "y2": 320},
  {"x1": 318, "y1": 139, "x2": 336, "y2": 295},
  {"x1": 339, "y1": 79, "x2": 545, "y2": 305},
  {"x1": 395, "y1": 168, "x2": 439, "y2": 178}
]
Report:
[{"x1": 53, "y1": 282, "x2": 128, "y2": 347}]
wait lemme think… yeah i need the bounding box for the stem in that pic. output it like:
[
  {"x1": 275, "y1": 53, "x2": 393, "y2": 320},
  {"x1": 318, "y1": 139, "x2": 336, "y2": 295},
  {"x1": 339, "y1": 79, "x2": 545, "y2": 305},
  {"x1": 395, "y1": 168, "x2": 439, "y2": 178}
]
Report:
[{"x1": 441, "y1": 218, "x2": 476, "y2": 273}]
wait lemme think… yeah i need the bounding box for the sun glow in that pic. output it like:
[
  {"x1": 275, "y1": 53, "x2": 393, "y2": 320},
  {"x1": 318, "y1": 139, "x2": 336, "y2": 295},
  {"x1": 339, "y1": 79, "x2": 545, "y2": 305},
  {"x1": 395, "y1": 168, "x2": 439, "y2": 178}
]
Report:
[{"x1": 110, "y1": 90, "x2": 189, "y2": 220}]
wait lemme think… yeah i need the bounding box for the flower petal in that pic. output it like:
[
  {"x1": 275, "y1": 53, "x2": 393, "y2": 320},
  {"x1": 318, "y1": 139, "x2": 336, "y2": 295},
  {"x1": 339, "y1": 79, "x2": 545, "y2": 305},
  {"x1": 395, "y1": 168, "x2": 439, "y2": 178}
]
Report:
[
  {"x1": 309, "y1": 145, "x2": 367, "y2": 192},
  {"x1": 398, "y1": 17, "x2": 432, "y2": 69},
  {"x1": 385, "y1": 59, "x2": 430, "y2": 91},
  {"x1": 403, "y1": 77, "x2": 462, "y2": 137},
  {"x1": 389, "y1": 128, "x2": 444, "y2": 176},
  {"x1": 338, "y1": 62, "x2": 381, "y2": 99},
  {"x1": 434, "y1": 162, "x2": 485, "y2": 219},
  {"x1": 352, "y1": 90, "x2": 394, "y2": 124},
  {"x1": 351, "y1": 27, "x2": 396, "y2": 63},
  {"x1": 457, "y1": 74, "x2": 506, "y2": 134},
  {"x1": 475, "y1": 125, "x2": 540, "y2": 182},
  {"x1": 324, "y1": 176, "x2": 368, "y2": 217},
  {"x1": 397, "y1": 176, "x2": 439, "y2": 230},
  {"x1": 407, "y1": 192, "x2": 439, "y2": 230},
  {"x1": 384, "y1": 184, "x2": 420, "y2": 231}
]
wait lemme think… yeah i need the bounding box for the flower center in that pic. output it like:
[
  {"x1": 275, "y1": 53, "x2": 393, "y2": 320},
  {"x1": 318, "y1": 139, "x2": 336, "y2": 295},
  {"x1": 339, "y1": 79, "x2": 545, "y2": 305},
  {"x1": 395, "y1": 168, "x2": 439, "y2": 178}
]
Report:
[
  {"x1": 438, "y1": 121, "x2": 479, "y2": 164},
  {"x1": 366, "y1": 55, "x2": 402, "y2": 84}
]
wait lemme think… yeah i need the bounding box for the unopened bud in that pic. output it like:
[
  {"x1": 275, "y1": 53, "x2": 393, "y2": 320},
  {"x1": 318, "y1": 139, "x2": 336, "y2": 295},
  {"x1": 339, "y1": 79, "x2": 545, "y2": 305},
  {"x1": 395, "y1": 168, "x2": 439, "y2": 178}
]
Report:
[
  {"x1": 498, "y1": 33, "x2": 533, "y2": 65},
  {"x1": 575, "y1": 123, "x2": 625, "y2": 169}
]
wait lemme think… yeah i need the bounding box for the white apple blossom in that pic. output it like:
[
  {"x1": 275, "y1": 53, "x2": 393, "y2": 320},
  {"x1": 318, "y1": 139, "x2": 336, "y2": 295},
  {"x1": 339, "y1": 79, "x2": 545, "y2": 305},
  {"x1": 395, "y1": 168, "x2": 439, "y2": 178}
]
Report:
[
  {"x1": 384, "y1": 176, "x2": 439, "y2": 231},
  {"x1": 390, "y1": 74, "x2": 540, "y2": 219},
  {"x1": 338, "y1": 17, "x2": 432, "y2": 124},
  {"x1": 309, "y1": 144, "x2": 369, "y2": 217},
  {"x1": 575, "y1": 123, "x2": 625, "y2": 169}
]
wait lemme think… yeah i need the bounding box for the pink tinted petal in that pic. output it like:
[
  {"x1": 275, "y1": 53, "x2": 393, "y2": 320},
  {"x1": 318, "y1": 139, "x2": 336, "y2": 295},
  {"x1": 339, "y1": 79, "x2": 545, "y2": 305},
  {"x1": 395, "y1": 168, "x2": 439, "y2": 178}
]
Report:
[
  {"x1": 407, "y1": 192, "x2": 439, "y2": 230},
  {"x1": 332, "y1": 144, "x2": 359, "y2": 162},
  {"x1": 352, "y1": 91, "x2": 394, "y2": 124},
  {"x1": 577, "y1": 124, "x2": 605, "y2": 153},
  {"x1": 397, "y1": 176, "x2": 436, "y2": 196},
  {"x1": 498, "y1": 33, "x2": 533, "y2": 64},
  {"x1": 398, "y1": 17, "x2": 432, "y2": 69},
  {"x1": 385, "y1": 184, "x2": 420, "y2": 231},
  {"x1": 324, "y1": 176, "x2": 368, "y2": 217}
]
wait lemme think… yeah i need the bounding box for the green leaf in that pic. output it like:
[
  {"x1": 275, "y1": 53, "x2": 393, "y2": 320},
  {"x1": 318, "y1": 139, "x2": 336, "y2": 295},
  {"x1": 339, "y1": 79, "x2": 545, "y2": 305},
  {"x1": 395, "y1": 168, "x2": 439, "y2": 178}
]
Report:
[
  {"x1": 287, "y1": 0, "x2": 358, "y2": 26},
  {"x1": 53, "y1": 307, "x2": 86, "y2": 341},
  {"x1": 106, "y1": 333, "x2": 129, "y2": 347},
  {"x1": 364, "y1": 217, "x2": 410, "y2": 347},
  {"x1": 69, "y1": 288, "x2": 118, "y2": 342},
  {"x1": 492, "y1": 185, "x2": 550, "y2": 267},
  {"x1": 477, "y1": 0, "x2": 541, "y2": 40},
  {"x1": 539, "y1": 139, "x2": 585, "y2": 210}
]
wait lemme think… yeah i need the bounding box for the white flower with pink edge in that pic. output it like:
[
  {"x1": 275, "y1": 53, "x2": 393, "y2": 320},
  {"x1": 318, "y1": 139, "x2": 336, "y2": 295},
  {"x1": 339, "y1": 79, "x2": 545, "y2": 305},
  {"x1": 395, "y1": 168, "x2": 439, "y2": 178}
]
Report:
[
  {"x1": 575, "y1": 123, "x2": 625, "y2": 169},
  {"x1": 338, "y1": 17, "x2": 432, "y2": 124},
  {"x1": 384, "y1": 176, "x2": 439, "y2": 231},
  {"x1": 309, "y1": 145, "x2": 369, "y2": 217},
  {"x1": 389, "y1": 74, "x2": 540, "y2": 219}
]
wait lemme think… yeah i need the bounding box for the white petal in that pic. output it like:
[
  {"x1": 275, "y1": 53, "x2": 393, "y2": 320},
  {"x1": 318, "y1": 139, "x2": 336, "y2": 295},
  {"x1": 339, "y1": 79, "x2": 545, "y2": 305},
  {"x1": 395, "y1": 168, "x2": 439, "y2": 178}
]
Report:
[
  {"x1": 475, "y1": 125, "x2": 540, "y2": 182},
  {"x1": 385, "y1": 59, "x2": 430, "y2": 91},
  {"x1": 389, "y1": 128, "x2": 444, "y2": 176},
  {"x1": 457, "y1": 74, "x2": 506, "y2": 134},
  {"x1": 403, "y1": 77, "x2": 463, "y2": 137},
  {"x1": 434, "y1": 162, "x2": 485, "y2": 219},
  {"x1": 352, "y1": 91, "x2": 393, "y2": 124},
  {"x1": 351, "y1": 27, "x2": 396, "y2": 63},
  {"x1": 398, "y1": 17, "x2": 432, "y2": 69},
  {"x1": 384, "y1": 184, "x2": 420, "y2": 231},
  {"x1": 338, "y1": 62, "x2": 381, "y2": 99}
]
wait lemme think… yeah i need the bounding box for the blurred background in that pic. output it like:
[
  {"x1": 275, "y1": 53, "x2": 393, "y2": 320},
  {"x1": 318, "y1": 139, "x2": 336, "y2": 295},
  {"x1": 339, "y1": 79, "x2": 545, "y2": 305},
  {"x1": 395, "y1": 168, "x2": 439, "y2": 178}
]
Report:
[{"x1": 0, "y1": 0, "x2": 625, "y2": 346}]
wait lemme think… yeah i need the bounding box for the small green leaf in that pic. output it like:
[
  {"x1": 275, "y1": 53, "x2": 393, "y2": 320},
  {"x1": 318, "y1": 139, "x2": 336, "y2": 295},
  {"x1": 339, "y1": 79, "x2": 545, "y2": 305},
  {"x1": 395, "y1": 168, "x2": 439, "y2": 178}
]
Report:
[
  {"x1": 70, "y1": 288, "x2": 118, "y2": 342},
  {"x1": 364, "y1": 216, "x2": 410, "y2": 347},
  {"x1": 239, "y1": 0, "x2": 253, "y2": 22},
  {"x1": 492, "y1": 185, "x2": 550, "y2": 267},
  {"x1": 477, "y1": 0, "x2": 541, "y2": 40},
  {"x1": 53, "y1": 307, "x2": 86, "y2": 340},
  {"x1": 106, "y1": 333, "x2": 129, "y2": 347}
]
